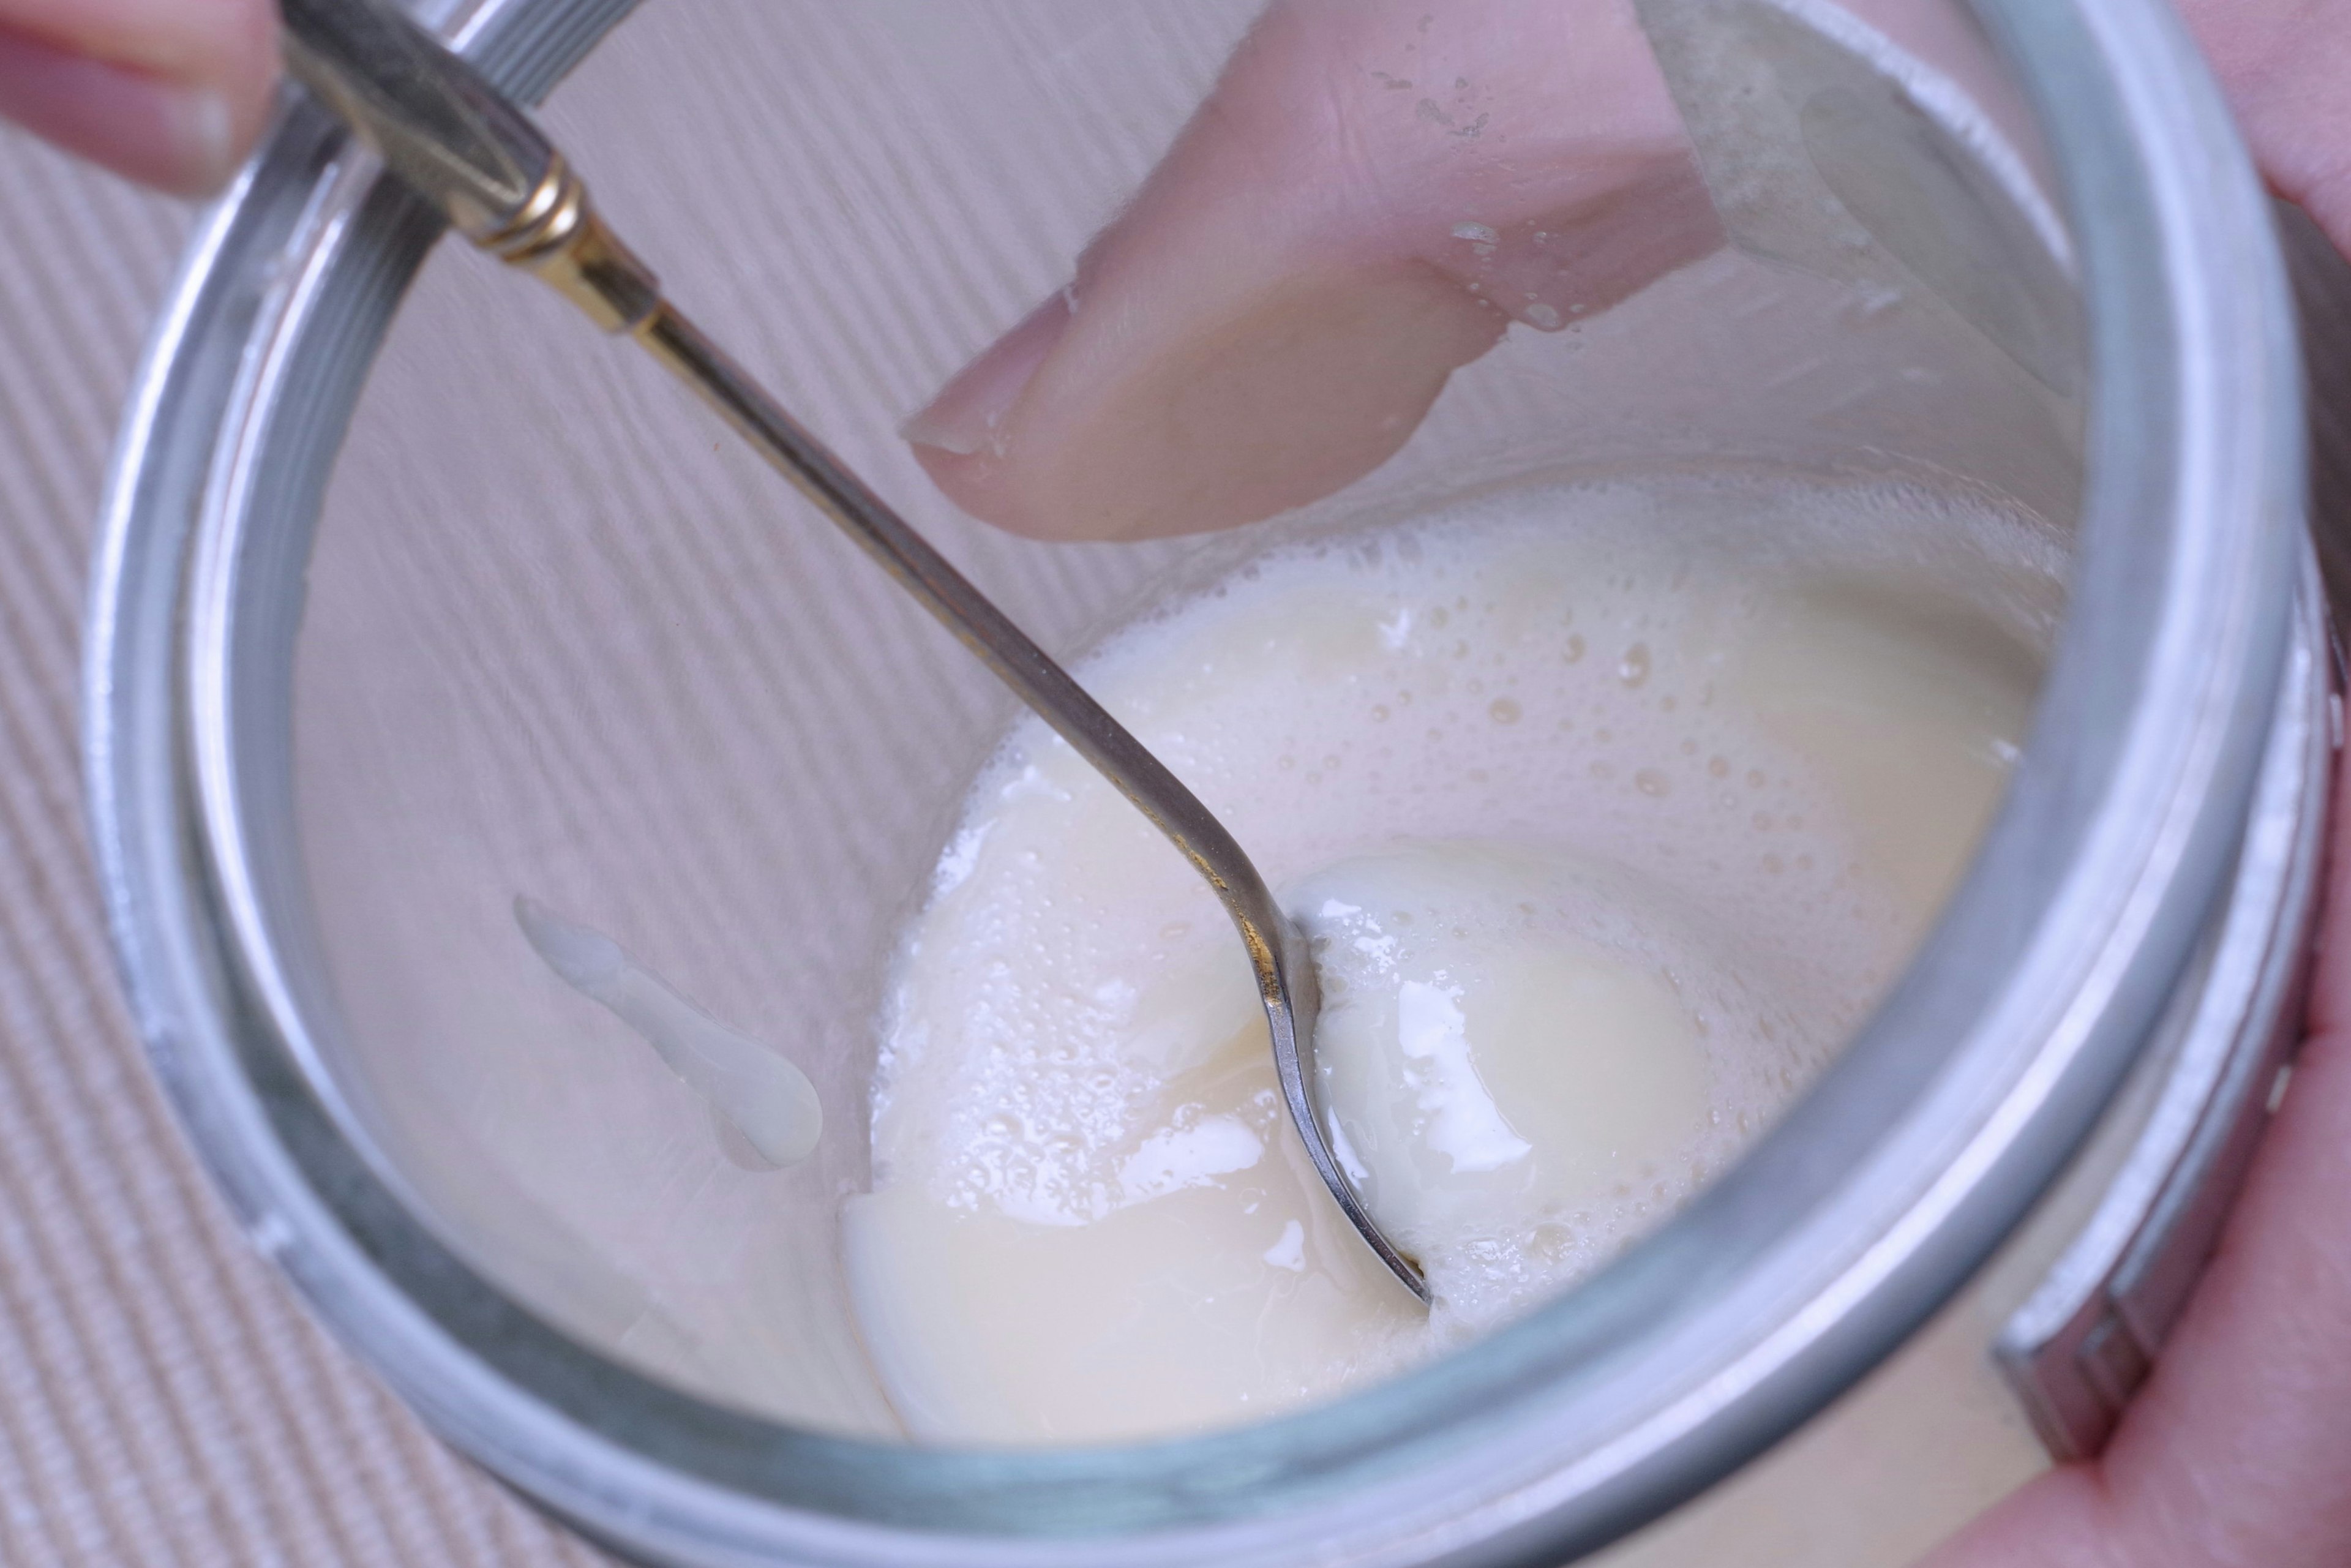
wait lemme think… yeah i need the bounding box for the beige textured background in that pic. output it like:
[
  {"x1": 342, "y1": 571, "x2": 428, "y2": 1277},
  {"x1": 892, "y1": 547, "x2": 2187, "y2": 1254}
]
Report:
[{"x1": 0, "y1": 126, "x2": 618, "y2": 1567}]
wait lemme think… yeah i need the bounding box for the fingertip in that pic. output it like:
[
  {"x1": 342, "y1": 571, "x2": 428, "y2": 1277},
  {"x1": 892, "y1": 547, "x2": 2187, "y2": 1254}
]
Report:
[
  {"x1": 0, "y1": 3, "x2": 277, "y2": 195},
  {"x1": 907, "y1": 435, "x2": 1031, "y2": 541},
  {"x1": 913, "y1": 263, "x2": 1505, "y2": 543},
  {"x1": 902, "y1": 290, "x2": 1073, "y2": 460}
]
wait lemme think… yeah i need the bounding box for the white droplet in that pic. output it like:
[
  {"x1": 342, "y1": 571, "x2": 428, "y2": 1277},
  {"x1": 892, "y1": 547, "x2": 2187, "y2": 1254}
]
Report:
[{"x1": 517, "y1": 896, "x2": 822, "y2": 1168}]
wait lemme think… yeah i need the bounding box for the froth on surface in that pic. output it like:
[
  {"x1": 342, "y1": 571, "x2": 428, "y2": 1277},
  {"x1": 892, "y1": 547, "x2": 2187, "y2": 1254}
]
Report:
[{"x1": 845, "y1": 473, "x2": 2048, "y2": 1446}]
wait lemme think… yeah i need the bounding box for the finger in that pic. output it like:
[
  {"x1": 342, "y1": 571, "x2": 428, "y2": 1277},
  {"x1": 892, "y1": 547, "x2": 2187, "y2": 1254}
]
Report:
[
  {"x1": 2176, "y1": 0, "x2": 2351, "y2": 260},
  {"x1": 903, "y1": 0, "x2": 1722, "y2": 542},
  {"x1": 1922, "y1": 736, "x2": 2351, "y2": 1567},
  {"x1": 0, "y1": 0, "x2": 277, "y2": 195}
]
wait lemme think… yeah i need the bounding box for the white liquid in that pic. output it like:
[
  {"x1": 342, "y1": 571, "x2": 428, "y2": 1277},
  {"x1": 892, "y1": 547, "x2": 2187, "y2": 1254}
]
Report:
[
  {"x1": 844, "y1": 475, "x2": 2049, "y2": 1446},
  {"x1": 516, "y1": 896, "x2": 823, "y2": 1169}
]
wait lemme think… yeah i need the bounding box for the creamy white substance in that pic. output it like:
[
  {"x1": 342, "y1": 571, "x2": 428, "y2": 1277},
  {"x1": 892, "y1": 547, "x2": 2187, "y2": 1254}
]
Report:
[
  {"x1": 517, "y1": 896, "x2": 823, "y2": 1170},
  {"x1": 844, "y1": 475, "x2": 2048, "y2": 1446}
]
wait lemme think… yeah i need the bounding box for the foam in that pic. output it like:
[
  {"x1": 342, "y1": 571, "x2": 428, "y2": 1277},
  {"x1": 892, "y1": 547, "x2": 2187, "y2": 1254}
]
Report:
[{"x1": 843, "y1": 471, "x2": 2047, "y2": 1444}]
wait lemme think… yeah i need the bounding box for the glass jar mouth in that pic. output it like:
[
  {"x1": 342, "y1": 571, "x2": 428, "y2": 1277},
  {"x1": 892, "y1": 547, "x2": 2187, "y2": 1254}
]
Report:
[{"x1": 85, "y1": 0, "x2": 2304, "y2": 1561}]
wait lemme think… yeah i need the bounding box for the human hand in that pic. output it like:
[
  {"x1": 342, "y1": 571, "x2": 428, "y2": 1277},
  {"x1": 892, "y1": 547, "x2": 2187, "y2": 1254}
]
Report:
[
  {"x1": 0, "y1": 0, "x2": 277, "y2": 195},
  {"x1": 903, "y1": 0, "x2": 1721, "y2": 543},
  {"x1": 905, "y1": 0, "x2": 2351, "y2": 547},
  {"x1": 1917, "y1": 731, "x2": 2351, "y2": 1568}
]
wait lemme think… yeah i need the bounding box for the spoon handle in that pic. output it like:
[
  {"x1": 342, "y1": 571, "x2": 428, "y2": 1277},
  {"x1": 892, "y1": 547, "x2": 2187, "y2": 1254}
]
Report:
[
  {"x1": 637, "y1": 304, "x2": 1421, "y2": 1305},
  {"x1": 280, "y1": 0, "x2": 552, "y2": 238},
  {"x1": 277, "y1": 0, "x2": 1428, "y2": 1304}
]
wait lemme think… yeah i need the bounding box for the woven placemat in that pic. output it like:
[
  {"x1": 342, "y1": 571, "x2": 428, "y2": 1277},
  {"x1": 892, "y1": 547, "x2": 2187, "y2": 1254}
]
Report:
[{"x1": 0, "y1": 124, "x2": 616, "y2": 1568}]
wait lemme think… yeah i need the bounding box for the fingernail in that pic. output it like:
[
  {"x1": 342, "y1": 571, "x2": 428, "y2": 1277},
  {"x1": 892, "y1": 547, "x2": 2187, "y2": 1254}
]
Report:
[
  {"x1": 902, "y1": 290, "x2": 1074, "y2": 458},
  {"x1": 0, "y1": 22, "x2": 241, "y2": 195}
]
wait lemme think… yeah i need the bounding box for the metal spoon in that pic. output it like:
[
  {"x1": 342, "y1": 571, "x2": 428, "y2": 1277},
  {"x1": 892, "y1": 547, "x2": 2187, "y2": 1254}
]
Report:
[{"x1": 277, "y1": 0, "x2": 1429, "y2": 1305}]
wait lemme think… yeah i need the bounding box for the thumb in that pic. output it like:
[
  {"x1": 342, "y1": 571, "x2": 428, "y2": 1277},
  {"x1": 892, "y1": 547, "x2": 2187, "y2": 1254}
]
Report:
[
  {"x1": 904, "y1": 0, "x2": 1722, "y2": 542},
  {"x1": 0, "y1": 0, "x2": 278, "y2": 195}
]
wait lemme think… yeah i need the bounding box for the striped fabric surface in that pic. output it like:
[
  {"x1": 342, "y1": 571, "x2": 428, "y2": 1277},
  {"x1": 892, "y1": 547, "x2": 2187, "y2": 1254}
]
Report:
[{"x1": 0, "y1": 126, "x2": 618, "y2": 1568}]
